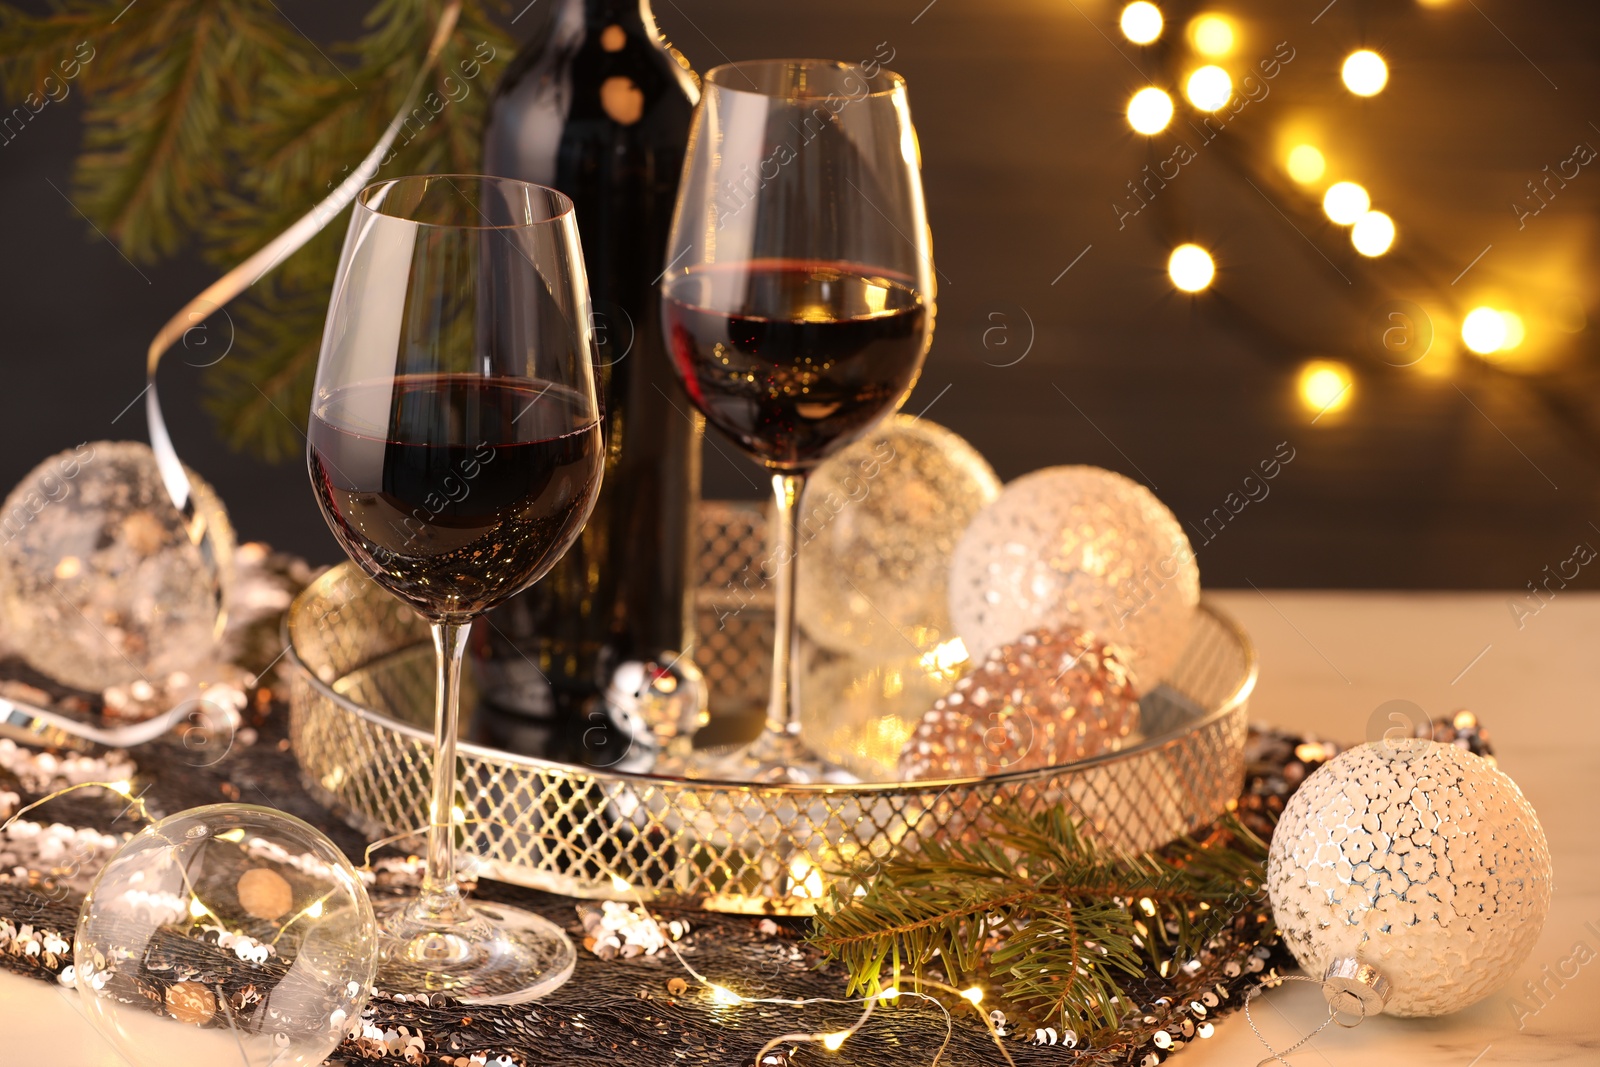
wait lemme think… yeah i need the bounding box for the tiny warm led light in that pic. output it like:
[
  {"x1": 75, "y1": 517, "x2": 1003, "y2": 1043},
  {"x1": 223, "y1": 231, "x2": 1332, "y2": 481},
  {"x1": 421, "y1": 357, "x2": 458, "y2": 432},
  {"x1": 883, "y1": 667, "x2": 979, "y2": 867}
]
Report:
[
  {"x1": 109, "y1": 780, "x2": 132, "y2": 796},
  {"x1": 1139, "y1": 896, "x2": 1158, "y2": 916},
  {"x1": 878, "y1": 987, "x2": 902, "y2": 1001},
  {"x1": 822, "y1": 1031, "x2": 850, "y2": 1051},
  {"x1": 1189, "y1": 14, "x2": 1235, "y2": 56},
  {"x1": 1322, "y1": 181, "x2": 1370, "y2": 225},
  {"x1": 1286, "y1": 144, "x2": 1326, "y2": 184},
  {"x1": 1185, "y1": 65, "x2": 1232, "y2": 110},
  {"x1": 1297, "y1": 360, "x2": 1354, "y2": 415},
  {"x1": 609, "y1": 874, "x2": 632, "y2": 892},
  {"x1": 1342, "y1": 49, "x2": 1389, "y2": 96},
  {"x1": 1127, "y1": 87, "x2": 1175, "y2": 134},
  {"x1": 710, "y1": 984, "x2": 743, "y2": 1005},
  {"x1": 1462, "y1": 307, "x2": 1509, "y2": 354},
  {"x1": 1120, "y1": 2, "x2": 1164, "y2": 44},
  {"x1": 1351, "y1": 210, "x2": 1396, "y2": 256},
  {"x1": 306, "y1": 899, "x2": 324, "y2": 918},
  {"x1": 189, "y1": 896, "x2": 210, "y2": 918},
  {"x1": 1168, "y1": 243, "x2": 1215, "y2": 292},
  {"x1": 961, "y1": 987, "x2": 985, "y2": 1005}
]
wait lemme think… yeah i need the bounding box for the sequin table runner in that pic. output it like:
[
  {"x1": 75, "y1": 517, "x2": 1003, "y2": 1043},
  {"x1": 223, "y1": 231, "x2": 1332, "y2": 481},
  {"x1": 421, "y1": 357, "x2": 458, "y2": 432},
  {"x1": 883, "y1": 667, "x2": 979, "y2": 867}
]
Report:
[{"x1": 3, "y1": 696, "x2": 1404, "y2": 1067}]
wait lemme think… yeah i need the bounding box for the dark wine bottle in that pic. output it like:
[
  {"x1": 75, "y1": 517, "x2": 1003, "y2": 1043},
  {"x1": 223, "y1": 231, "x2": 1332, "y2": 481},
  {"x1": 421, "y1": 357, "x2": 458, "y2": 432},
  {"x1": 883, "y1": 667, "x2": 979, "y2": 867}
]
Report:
[{"x1": 475, "y1": 0, "x2": 701, "y2": 766}]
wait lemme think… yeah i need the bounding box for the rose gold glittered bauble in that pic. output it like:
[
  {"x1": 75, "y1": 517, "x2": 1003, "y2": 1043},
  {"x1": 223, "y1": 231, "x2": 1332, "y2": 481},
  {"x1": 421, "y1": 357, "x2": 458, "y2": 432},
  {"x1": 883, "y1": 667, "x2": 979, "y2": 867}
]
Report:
[{"x1": 898, "y1": 626, "x2": 1139, "y2": 779}]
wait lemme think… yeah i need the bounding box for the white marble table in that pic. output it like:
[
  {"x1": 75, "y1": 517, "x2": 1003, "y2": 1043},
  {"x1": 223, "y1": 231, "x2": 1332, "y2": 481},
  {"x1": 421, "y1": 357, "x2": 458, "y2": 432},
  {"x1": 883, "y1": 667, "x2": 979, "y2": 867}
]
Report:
[{"x1": 3, "y1": 591, "x2": 1595, "y2": 1065}]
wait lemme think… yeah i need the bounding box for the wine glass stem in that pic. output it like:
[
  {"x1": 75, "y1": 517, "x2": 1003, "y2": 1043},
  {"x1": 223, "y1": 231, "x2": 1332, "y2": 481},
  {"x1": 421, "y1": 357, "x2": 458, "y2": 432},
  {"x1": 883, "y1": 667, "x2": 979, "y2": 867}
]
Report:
[
  {"x1": 420, "y1": 619, "x2": 472, "y2": 922},
  {"x1": 767, "y1": 471, "x2": 807, "y2": 740}
]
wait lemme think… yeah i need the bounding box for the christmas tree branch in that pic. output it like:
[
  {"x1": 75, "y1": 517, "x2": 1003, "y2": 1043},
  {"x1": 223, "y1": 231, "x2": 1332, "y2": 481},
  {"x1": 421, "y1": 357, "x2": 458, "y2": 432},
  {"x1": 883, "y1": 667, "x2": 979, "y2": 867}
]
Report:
[
  {"x1": 0, "y1": 0, "x2": 513, "y2": 458},
  {"x1": 810, "y1": 806, "x2": 1267, "y2": 1035}
]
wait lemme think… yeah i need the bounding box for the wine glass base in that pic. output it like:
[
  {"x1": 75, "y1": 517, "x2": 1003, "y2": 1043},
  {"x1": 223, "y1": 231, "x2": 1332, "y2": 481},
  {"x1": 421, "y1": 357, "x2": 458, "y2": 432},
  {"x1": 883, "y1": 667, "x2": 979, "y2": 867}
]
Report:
[
  {"x1": 707, "y1": 730, "x2": 859, "y2": 784},
  {"x1": 374, "y1": 896, "x2": 576, "y2": 1005}
]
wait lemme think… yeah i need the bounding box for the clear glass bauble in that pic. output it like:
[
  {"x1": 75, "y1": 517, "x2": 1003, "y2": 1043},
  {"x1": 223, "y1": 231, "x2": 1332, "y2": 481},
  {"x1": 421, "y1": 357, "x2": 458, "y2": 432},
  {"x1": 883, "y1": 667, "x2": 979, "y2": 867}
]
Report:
[
  {"x1": 800, "y1": 651, "x2": 954, "y2": 781},
  {"x1": 0, "y1": 441, "x2": 234, "y2": 690},
  {"x1": 797, "y1": 416, "x2": 1000, "y2": 660},
  {"x1": 74, "y1": 803, "x2": 376, "y2": 1066}
]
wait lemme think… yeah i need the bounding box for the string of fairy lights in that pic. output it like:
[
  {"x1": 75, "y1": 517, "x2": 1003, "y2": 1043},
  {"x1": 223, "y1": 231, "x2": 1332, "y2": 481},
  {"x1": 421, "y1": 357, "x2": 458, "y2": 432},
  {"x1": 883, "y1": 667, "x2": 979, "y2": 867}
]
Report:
[{"x1": 1114, "y1": 0, "x2": 1545, "y2": 422}]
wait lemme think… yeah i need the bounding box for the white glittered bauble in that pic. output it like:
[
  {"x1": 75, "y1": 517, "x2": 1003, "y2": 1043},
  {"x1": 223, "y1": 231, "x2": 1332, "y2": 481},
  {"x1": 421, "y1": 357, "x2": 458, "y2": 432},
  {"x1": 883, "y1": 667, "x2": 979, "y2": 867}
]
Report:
[
  {"x1": 798, "y1": 416, "x2": 1000, "y2": 659},
  {"x1": 0, "y1": 441, "x2": 234, "y2": 690},
  {"x1": 76, "y1": 803, "x2": 377, "y2": 1067},
  {"x1": 948, "y1": 466, "x2": 1197, "y2": 695},
  {"x1": 1267, "y1": 741, "x2": 1553, "y2": 1017}
]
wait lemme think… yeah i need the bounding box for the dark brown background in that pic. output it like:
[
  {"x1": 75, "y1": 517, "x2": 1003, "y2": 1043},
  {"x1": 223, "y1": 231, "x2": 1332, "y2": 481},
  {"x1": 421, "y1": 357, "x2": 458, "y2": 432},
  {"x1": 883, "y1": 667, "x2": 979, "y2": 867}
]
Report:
[{"x1": 3, "y1": 0, "x2": 1597, "y2": 589}]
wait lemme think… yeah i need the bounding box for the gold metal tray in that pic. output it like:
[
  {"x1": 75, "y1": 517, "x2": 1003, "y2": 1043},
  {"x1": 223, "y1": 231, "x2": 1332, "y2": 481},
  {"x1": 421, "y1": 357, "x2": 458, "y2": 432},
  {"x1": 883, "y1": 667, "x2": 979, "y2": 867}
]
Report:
[{"x1": 286, "y1": 503, "x2": 1255, "y2": 914}]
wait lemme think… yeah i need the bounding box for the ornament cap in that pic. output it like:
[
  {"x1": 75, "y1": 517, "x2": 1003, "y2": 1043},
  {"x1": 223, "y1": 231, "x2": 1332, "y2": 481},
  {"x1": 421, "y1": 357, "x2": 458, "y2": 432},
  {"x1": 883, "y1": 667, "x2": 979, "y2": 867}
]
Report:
[{"x1": 1322, "y1": 957, "x2": 1390, "y2": 1021}]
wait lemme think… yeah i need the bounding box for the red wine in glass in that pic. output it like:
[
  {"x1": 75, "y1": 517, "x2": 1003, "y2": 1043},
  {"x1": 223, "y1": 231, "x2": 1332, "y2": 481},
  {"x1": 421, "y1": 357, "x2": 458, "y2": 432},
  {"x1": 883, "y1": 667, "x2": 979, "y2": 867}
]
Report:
[
  {"x1": 663, "y1": 260, "x2": 927, "y2": 470},
  {"x1": 308, "y1": 373, "x2": 603, "y2": 620},
  {"x1": 660, "y1": 59, "x2": 934, "y2": 781}
]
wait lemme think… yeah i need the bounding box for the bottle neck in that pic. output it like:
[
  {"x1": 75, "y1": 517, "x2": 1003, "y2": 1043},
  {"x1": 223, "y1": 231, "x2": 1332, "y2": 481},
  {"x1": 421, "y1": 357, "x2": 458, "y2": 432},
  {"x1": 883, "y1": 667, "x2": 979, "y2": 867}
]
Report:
[{"x1": 582, "y1": 0, "x2": 653, "y2": 28}]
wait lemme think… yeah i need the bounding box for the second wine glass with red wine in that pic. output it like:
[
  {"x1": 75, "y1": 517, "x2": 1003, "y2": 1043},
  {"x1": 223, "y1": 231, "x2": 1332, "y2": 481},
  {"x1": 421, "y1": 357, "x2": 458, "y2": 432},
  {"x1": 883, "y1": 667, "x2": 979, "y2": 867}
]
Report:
[
  {"x1": 661, "y1": 59, "x2": 935, "y2": 782},
  {"x1": 308, "y1": 175, "x2": 603, "y2": 1002}
]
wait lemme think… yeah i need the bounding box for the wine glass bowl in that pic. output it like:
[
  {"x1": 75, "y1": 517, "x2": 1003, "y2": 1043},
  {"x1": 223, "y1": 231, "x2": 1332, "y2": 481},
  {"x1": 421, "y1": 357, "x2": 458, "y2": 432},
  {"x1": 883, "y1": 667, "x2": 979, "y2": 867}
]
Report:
[
  {"x1": 661, "y1": 60, "x2": 934, "y2": 780},
  {"x1": 308, "y1": 174, "x2": 601, "y2": 1002}
]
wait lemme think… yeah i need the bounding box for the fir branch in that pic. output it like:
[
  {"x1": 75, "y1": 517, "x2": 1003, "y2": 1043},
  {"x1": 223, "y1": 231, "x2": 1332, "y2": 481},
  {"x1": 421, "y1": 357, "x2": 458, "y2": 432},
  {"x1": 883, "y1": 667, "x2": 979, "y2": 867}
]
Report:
[
  {"x1": 4, "y1": 0, "x2": 512, "y2": 458},
  {"x1": 810, "y1": 807, "x2": 1267, "y2": 1036},
  {"x1": 200, "y1": 0, "x2": 512, "y2": 456},
  {"x1": 66, "y1": 1, "x2": 307, "y2": 261},
  {"x1": 205, "y1": 272, "x2": 331, "y2": 462},
  {"x1": 0, "y1": 1, "x2": 104, "y2": 102}
]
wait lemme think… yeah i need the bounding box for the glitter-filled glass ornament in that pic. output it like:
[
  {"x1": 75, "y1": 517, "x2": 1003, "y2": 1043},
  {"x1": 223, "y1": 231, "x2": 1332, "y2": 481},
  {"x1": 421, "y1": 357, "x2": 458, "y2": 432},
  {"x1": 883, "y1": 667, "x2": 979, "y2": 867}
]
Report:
[
  {"x1": 898, "y1": 626, "x2": 1139, "y2": 779},
  {"x1": 797, "y1": 416, "x2": 1000, "y2": 659},
  {"x1": 800, "y1": 653, "x2": 954, "y2": 781},
  {"x1": 0, "y1": 441, "x2": 234, "y2": 691},
  {"x1": 948, "y1": 465, "x2": 1196, "y2": 695},
  {"x1": 1267, "y1": 741, "x2": 1552, "y2": 1017},
  {"x1": 75, "y1": 804, "x2": 376, "y2": 1066}
]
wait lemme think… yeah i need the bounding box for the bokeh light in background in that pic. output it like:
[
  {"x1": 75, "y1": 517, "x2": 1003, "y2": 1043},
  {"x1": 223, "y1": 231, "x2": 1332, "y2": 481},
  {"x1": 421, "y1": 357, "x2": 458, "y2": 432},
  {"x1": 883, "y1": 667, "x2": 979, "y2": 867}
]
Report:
[
  {"x1": 1341, "y1": 49, "x2": 1389, "y2": 95},
  {"x1": 1185, "y1": 65, "x2": 1233, "y2": 110},
  {"x1": 1297, "y1": 360, "x2": 1354, "y2": 417},
  {"x1": 1351, "y1": 210, "x2": 1396, "y2": 256},
  {"x1": 1286, "y1": 144, "x2": 1326, "y2": 184},
  {"x1": 1127, "y1": 87, "x2": 1175, "y2": 134},
  {"x1": 1189, "y1": 14, "x2": 1236, "y2": 57},
  {"x1": 1168, "y1": 244, "x2": 1216, "y2": 292},
  {"x1": 1502, "y1": 311, "x2": 1527, "y2": 350},
  {"x1": 1461, "y1": 307, "x2": 1512, "y2": 355},
  {"x1": 1322, "y1": 180, "x2": 1371, "y2": 224},
  {"x1": 1119, "y1": 2, "x2": 1163, "y2": 44}
]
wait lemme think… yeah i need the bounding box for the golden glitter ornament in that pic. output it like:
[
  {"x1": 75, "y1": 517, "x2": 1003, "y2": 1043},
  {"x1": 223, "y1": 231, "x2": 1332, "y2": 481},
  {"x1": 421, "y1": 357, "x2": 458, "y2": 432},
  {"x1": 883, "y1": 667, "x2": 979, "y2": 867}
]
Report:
[
  {"x1": 898, "y1": 626, "x2": 1139, "y2": 779},
  {"x1": 797, "y1": 416, "x2": 1000, "y2": 660}
]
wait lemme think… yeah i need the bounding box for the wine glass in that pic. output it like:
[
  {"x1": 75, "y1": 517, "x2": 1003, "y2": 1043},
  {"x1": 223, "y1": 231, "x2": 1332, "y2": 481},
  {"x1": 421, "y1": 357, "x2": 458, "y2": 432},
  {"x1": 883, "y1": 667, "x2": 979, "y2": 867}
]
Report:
[
  {"x1": 661, "y1": 60, "x2": 934, "y2": 781},
  {"x1": 307, "y1": 175, "x2": 603, "y2": 1002}
]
